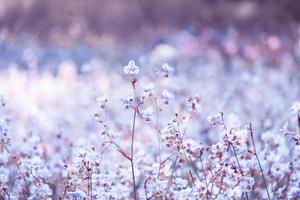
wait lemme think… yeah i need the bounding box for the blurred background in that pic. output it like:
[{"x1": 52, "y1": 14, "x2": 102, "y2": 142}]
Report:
[
  {"x1": 0, "y1": 0, "x2": 300, "y2": 71},
  {"x1": 1, "y1": 0, "x2": 300, "y2": 41}
]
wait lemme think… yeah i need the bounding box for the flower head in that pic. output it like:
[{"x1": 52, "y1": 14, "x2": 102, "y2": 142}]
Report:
[
  {"x1": 123, "y1": 60, "x2": 139, "y2": 75},
  {"x1": 120, "y1": 96, "x2": 134, "y2": 109},
  {"x1": 161, "y1": 89, "x2": 174, "y2": 104},
  {"x1": 291, "y1": 101, "x2": 300, "y2": 115},
  {"x1": 141, "y1": 107, "x2": 154, "y2": 122},
  {"x1": 186, "y1": 95, "x2": 200, "y2": 111},
  {"x1": 160, "y1": 63, "x2": 174, "y2": 77},
  {"x1": 207, "y1": 112, "x2": 224, "y2": 126},
  {"x1": 144, "y1": 83, "x2": 155, "y2": 97}
]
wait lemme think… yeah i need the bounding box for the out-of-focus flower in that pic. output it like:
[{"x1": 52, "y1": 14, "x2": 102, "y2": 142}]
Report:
[
  {"x1": 288, "y1": 186, "x2": 300, "y2": 199},
  {"x1": 123, "y1": 60, "x2": 139, "y2": 75},
  {"x1": 186, "y1": 95, "x2": 200, "y2": 111},
  {"x1": 149, "y1": 44, "x2": 178, "y2": 64},
  {"x1": 161, "y1": 89, "x2": 174, "y2": 104},
  {"x1": 160, "y1": 63, "x2": 174, "y2": 77},
  {"x1": 0, "y1": 95, "x2": 5, "y2": 107},
  {"x1": 173, "y1": 178, "x2": 188, "y2": 189},
  {"x1": 207, "y1": 112, "x2": 224, "y2": 126},
  {"x1": 96, "y1": 96, "x2": 108, "y2": 109},
  {"x1": 120, "y1": 96, "x2": 134, "y2": 109},
  {"x1": 291, "y1": 101, "x2": 300, "y2": 115},
  {"x1": 144, "y1": 83, "x2": 155, "y2": 96},
  {"x1": 141, "y1": 107, "x2": 154, "y2": 122}
]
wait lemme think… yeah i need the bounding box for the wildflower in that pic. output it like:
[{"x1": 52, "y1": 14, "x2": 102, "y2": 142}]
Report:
[
  {"x1": 66, "y1": 189, "x2": 87, "y2": 200},
  {"x1": 120, "y1": 96, "x2": 134, "y2": 109},
  {"x1": 0, "y1": 95, "x2": 5, "y2": 108},
  {"x1": 186, "y1": 95, "x2": 200, "y2": 111},
  {"x1": 141, "y1": 107, "x2": 154, "y2": 122},
  {"x1": 240, "y1": 177, "x2": 255, "y2": 192},
  {"x1": 207, "y1": 112, "x2": 224, "y2": 126},
  {"x1": 161, "y1": 89, "x2": 174, "y2": 104},
  {"x1": 291, "y1": 101, "x2": 300, "y2": 115},
  {"x1": 288, "y1": 186, "x2": 300, "y2": 199},
  {"x1": 173, "y1": 178, "x2": 188, "y2": 189},
  {"x1": 123, "y1": 60, "x2": 139, "y2": 75},
  {"x1": 144, "y1": 166, "x2": 158, "y2": 178},
  {"x1": 160, "y1": 63, "x2": 174, "y2": 77},
  {"x1": 144, "y1": 83, "x2": 155, "y2": 97}
]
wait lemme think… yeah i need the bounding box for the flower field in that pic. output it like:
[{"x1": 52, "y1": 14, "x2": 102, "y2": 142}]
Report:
[{"x1": 0, "y1": 29, "x2": 300, "y2": 199}]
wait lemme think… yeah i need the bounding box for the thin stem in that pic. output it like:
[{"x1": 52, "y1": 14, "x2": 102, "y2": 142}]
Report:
[
  {"x1": 153, "y1": 97, "x2": 161, "y2": 179},
  {"x1": 249, "y1": 123, "x2": 271, "y2": 200},
  {"x1": 90, "y1": 172, "x2": 93, "y2": 199},
  {"x1": 168, "y1": 155, "x2": 179, "y2": 186},
  {"x1": 183, "y1": 151, "x2": 201, "y2": 181},
  {"x1": 188, "y1": 168, "x2": 196, "y2": 186},
  {"x1": 214, "y1": 174, "x2": 224, "y2": 200},
  {"x1": 2, "y1": 188, "x2": 10, "y2": 200},
  {"x1": 297, "y1": 114, "x2": 300, "y2": 135},
  {"x1": 229, "y1": 142, "x2": 249, "y2": 200},
  {"x1": 160, "y1": 152, "x2": 178, "y2": 166},
  {"x1": 130, "y1": 109, "x2": 138, "y2": 200},
  {"x1": 199, "y1": 155, "x2": 210, "y2": 200},
  {"x1": 144, "y1": 178, "x2": 149, "y2": 200},
  {"x1": 182, "y1": 113, "x2": 193, "y2": 138}
]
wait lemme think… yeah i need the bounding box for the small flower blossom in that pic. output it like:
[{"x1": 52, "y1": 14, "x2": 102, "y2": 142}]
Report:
[
  {"x1": 173, "y1": 178, "x2": 188, "y2": 189},
  {"x1": 207, "y1": 112, "x2": 224, "y2": 126},
  {"x1": 161, "y1": 89, "x2": 174, "y2": 104},
  {"x1": 291, "y1": 101, "x2": 300, "y2": 115},
  {"x1": 160, "y1": 63, "x2": 174, "y2": 77},
  {"x1": 186, "y1": 95, "x2": 200, "y2": 111},
  {"x1": 144, "y1": 83, "x2": 155, "y2": 96},
  {"x1": 0, "y1": 95, "x2": 5, "y2": 108},
  {"x1": 141, "y1": 107, "x2": 154, "y2": 121},
  {"x1": 123, "y1": 60, "x2": 139, "y2": 75},
  {"x1": 120, "y1": 96, "x2": 134, "y2": 109}
]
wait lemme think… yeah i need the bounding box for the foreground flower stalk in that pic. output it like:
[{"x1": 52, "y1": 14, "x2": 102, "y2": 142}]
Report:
[
  {"x1": 130, "y1": 108, "x2": 137, "y2": 200},
  {"x1": 249, "y1": 123, "x2": 271, "y2": 200}
]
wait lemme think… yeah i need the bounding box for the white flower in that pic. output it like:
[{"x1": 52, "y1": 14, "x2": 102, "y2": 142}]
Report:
[
  {"x1": 141, "y1": 107, "x2": 154, "y2": 121},
  {"x1": 161, "y1": 89, "x2": 174, "y2": 104},
  {"x1": 123, "y1": 60, "x2": 139, "y2": 75},
  {"x1": 144, "y1": 83, "x2": 155, "y2": 96},
  {"x1": 120, "y1": 96, "x2": 134, "y2": 109},
  {"x1": 160, "y1": 63, "x2": 174, "y2": 77},
  {"x1": 207, "y1": 112, "x2": 223, "y2": 125},
  {"x1": 291, "y1": 101, "x2": 300, "y2": 115},
  {"x1": 173, "y1": 178, "x2": 188, "y2": 189}
]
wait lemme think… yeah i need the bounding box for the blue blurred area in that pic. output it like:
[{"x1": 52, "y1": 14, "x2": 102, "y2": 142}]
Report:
[{"x1": 0, "y1": 35, "x2": 95, "y2": 72}]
